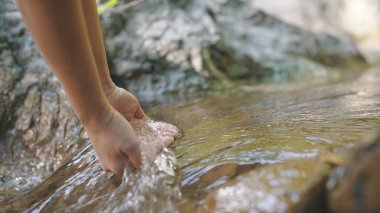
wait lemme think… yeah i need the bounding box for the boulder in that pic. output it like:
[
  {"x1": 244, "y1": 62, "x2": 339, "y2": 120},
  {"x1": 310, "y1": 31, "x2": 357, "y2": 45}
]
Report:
[
  {"x1": 252, "y1": 0, "x2": 380, "y2": 63},
  {"x1": 101, "y1": 0, "x2": 368, "y2": 91},
  {"x1": 198, "y1": 158, "x2": 331, "y2": 213}
]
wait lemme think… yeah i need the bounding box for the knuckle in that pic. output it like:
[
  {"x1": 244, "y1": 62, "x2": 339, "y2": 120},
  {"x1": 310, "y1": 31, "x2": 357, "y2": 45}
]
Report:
[
  {"x1": 102, "y1": 166, "x2": 111, "y2": 173},
  {"x1": 125, "y1": 142, "x2": 140, "y2": 152},
  {"x1": 110, "y1": 161, "x2": 125, "y2": 176},
  {"x1": 99, "y1": 161, "x2": 109, "y2": 172}
]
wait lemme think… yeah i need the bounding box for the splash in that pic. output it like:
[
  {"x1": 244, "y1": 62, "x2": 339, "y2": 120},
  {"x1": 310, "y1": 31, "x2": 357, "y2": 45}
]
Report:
[{"x1": 103, "y1": 148, "x2": 181, "y2": 213}]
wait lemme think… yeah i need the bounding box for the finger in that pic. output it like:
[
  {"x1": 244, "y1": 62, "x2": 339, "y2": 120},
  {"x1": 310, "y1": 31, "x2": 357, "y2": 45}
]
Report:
[
  {"x1": 161, "y1": 129, "x2": 180, "y2": 138},
  {"x1": 122, "y1": 154, "x2": 136, "y2": 172},
  {"x1": 160, "y1": 136, "x2": 175, "y2": 148},
  {"x1": 126, "y1": 114, "x2": 135, "y2": 121},
  {"x1": 102, "y1": 165, "x2": 111, "y2": 173},
  {"x1": 109, "y1": 160, "x2": 125, "y2": 176},
  {"x1": 134, "y1": 106, "x2": 146, "y2": 120},
  {"x1": 99, "y1": 160, "x2": 110, "y2": 172},
  {"x1": 167, "y1": 126, "x2": 180, "y2": 135},
  {"x1": 123, "y1": 143, "x2": 142, "y2": 169},
  {"x1": 160, "y1": 123, "x2": 180, "y2": 134},
  {"x1": 140, "y1": 142, "x2": 157, "y2": 164}
]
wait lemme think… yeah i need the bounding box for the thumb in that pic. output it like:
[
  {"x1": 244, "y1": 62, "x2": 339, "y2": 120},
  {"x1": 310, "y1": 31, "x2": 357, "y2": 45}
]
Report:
[{"x1": 134, "y1": 106, "x2": 147, "y2": 120}]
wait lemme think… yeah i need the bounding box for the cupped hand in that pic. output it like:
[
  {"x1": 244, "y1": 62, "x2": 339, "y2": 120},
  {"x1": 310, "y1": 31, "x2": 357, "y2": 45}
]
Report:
[
  {"x1": 90, "y1": 87, "x2": 181, "y2": 174},
  {"x1": 130, "y1": 119, "x2": 181, "y2": 163},
  {"x1": 107, "y1": 87, "x2": 147, "y2": 121},
  {"x1": 85, "y1": 108, "x2": 141, "y2": 175}
]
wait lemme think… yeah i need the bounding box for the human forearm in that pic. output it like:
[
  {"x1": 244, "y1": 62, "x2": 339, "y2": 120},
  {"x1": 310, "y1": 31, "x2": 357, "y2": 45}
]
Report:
[
  {"x1": 79, "y1": 1, "x2": 147, "y2": 121},
  {"x1": 80, "y1": 0, "x2": 116, "y2": 97},
  {"x1": 15, "y1": 0, "x2": 143, "y2": 173},
  {"x1": 16, "y1": 0, "x2": 111, "y2": 127}
]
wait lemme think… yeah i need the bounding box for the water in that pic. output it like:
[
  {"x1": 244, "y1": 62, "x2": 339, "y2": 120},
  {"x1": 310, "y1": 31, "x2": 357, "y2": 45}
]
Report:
[{"x1": 1, "y1": 67, "x2": 380, "y2": 212}]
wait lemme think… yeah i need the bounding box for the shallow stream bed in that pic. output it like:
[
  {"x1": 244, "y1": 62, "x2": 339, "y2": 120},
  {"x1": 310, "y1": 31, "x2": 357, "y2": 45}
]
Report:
[{"x1": 1, "y1": 67, "x2": 380, "y2": 212}]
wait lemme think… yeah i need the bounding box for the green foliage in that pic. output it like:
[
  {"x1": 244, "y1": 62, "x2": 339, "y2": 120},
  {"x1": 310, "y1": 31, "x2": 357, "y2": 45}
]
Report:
[{"x1": 97, "y1": 0, "x2": 119, "y2": 14}]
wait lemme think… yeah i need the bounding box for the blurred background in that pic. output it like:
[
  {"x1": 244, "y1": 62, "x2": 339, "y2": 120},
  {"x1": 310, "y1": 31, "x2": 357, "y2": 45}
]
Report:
[{"x1": 252, "y1": 0, "x2": 380, "y2": 63}]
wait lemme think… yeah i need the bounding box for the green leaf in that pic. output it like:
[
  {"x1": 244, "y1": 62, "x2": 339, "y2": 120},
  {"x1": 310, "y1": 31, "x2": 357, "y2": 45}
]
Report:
[{"x1": 97, "y1": 0, "x2": 119, "y2": 14}]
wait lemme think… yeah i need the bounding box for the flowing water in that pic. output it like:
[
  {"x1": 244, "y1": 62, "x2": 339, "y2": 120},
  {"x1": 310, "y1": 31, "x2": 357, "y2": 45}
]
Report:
[{"x1": 1, "y1": 67, "x2": 380, "y2": 212}]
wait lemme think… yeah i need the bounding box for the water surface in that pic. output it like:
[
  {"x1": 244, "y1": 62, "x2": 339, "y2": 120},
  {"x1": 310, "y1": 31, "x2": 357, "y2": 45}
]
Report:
[{"x1": 1, "y1": 68, "x2": 380, "y2": 212}]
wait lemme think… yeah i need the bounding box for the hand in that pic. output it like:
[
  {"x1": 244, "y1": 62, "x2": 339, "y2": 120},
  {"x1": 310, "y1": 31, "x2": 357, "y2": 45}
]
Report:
[
  {"x1": 106, "y1": 87, "x2": 147, "y2": 121},
  {"x1": 85, "y1": 108, "x2": 141, "y2": 175}
]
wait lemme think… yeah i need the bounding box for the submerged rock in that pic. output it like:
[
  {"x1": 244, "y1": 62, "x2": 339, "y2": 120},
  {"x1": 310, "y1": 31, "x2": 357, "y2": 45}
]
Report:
[
  {"x1": 198, "y1": 158, "x2": 331, "y2": 213},
  {"x1": 327, "y1": 134, "x2": 380, "y2": 213}
]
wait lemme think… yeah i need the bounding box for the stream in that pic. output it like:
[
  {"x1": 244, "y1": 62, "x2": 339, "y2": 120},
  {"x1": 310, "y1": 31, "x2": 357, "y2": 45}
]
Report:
[{"x1": 0, "y1": 67, "x2": 380, "y2": 212}]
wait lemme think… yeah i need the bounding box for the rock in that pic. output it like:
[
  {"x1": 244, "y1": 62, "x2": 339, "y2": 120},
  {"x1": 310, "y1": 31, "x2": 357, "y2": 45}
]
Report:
[
  {"x1": 252, "y1": 0, "x2": 380, "y2": 63},
  {"x1": 101, "y1": 0, "x2": 368, "y2": 92},
  {"x1": 327, "y1": 134, "x2": 380, "y2": 213},
  {"x1": 0, "y1": 144, "x2": 181, "y2": 213},
  {"x1": 198, "y1": 158, "x2": 331, "y2": 213},
  {"x1": 0, "y1": 1, "x2": 86, "y2": 200},
  {"x1": 100, "y1": 1, "x2": 211, "y2": 100}
]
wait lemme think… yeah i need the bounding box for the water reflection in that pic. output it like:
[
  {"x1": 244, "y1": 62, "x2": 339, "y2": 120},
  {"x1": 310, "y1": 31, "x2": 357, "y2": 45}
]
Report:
[
  {"x1": 1, "y1": 68, "x2": 380, "y2": 212},
  {"x1": 152, "y1": 68, "x2": 380, "y2": 211},
  {"x1": 0, "y1": 146, "x2": 180, "y2": 213}
]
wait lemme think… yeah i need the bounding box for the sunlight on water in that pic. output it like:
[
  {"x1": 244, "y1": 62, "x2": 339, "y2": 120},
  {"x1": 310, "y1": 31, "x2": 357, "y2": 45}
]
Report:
[
  {"x1": 1, "y1": 68, "x2": 380, "y2": 212},
  {"x1": 0, "y1": 145, "x2": 181, "y2": 213},
  {"x1": 102, "y1": 148, "x2": 180, "y2": 213},
  {"x1": 150, "y1": 68, "x2": 380, "y2": 211}
]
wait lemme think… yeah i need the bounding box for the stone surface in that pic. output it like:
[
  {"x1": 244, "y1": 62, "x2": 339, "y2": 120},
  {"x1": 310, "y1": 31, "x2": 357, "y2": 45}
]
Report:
[
  {"x1": 198, "y1": 158, "x2": 331, "y2": 213},
  {"x1": 0, "y1": 2, "x2": 86, "y2": 199},
  {"x1": 252, "y1": 0, "x2": 380, "y2": 63},
  {"x1": 327, "y1": 134, "x2": 380, "y2": 213},
  {"x1": 100, "y1": 0, "x2": 367, "y2": 94}
]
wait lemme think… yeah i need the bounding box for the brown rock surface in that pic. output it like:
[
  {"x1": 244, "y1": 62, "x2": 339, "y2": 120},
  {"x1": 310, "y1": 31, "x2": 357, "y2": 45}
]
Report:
[
  {"x1": 328, "y1": 134, "x2": 380, "y2": 213},
  {"x1": 198, "y1": 158, "x2": 332, "y2": 213}
]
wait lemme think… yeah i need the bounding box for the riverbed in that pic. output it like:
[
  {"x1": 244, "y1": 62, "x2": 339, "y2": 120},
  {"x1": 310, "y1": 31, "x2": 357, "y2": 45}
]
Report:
[{"x1": 1, "y1": 67, "x2": 379, "y2": 212}]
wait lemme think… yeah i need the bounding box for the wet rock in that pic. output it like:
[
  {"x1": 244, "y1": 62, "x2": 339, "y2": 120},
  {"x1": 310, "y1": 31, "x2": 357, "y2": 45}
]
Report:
[
  {"x1": 0, "y1": 2, "x2": 86, "y2": 199},
  {"x1": 0, "y1": 139, "x2": 181, "y2": 213},
  {"x1": 101, "y1": 0, "x2": 367, "y2": 92},
  {"x1": 198, "y1": 158, "x2": 331, "y2": 213},
  {"x1": 327, "y1": 134, "x2": 380, "y2": 213}
]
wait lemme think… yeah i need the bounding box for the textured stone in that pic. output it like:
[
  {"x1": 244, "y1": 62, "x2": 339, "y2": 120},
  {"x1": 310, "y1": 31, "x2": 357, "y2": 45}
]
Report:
[
  {"x1": 198, "y1": 158, "x2": 331, "y2": 213},
  {"x1": 327, "y1": 134, "x2": 380, "y2": 213},
  {"x1": 0, "y1": 1, "x2": 85, "y2": 199},
  {"x1": 252, "y1": 0, "x2": 380, "y2": 63},
  {"x1": 101, "y1": 0, "x2": 367, "y2": 93}
]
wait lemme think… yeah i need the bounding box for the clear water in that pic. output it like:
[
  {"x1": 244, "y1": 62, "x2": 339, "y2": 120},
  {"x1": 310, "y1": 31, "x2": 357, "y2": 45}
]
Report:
[{"x1": 1, "y1": 67, "x2": 379, "y2": 212}]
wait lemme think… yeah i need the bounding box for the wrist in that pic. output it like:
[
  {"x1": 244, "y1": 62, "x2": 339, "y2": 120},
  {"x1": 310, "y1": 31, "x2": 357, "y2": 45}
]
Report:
[
  {"x1": 80, "y1": 103, "x2": 115, "y2": 133},
  {"x1": 102, "y1": 80, "x2": 117, "y2": 98},
  {"x1": 105, "y1": 86, "x2": 122, "y2": 109}
]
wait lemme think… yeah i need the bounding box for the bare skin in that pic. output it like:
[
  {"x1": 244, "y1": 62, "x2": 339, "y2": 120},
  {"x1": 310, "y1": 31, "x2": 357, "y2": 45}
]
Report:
[
  {"x1": 79, "y1": 0, "x2": 145, "y2": 120},
  {"x1": 15, "y1": 0, "x2": 179, "y2": 175}
]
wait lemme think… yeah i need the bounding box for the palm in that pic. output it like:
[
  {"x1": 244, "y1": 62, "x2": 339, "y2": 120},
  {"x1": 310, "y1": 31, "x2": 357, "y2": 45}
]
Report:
[{"x1": 106, "y1": 87, "x2": 180, "y2": 162}]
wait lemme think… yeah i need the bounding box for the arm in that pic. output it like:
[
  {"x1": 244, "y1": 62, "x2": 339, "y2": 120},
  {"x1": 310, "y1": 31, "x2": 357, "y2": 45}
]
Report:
[
  {"x1": 80, "y1": 0, "x2": 146, "y2": 121},
  {"x1": 15, "y1": 0, "x2": 141, "y2": 174}
]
